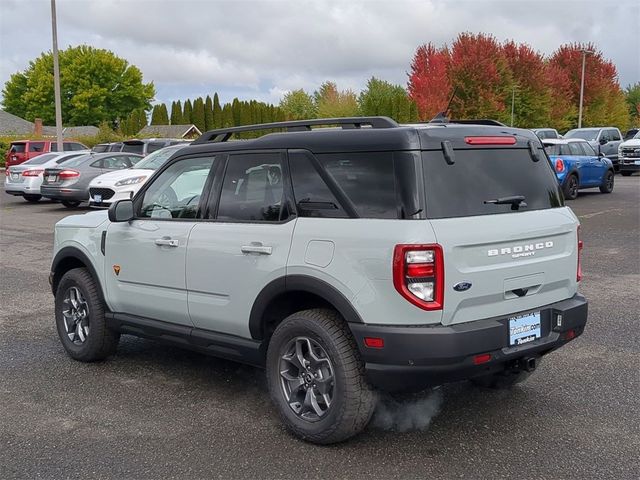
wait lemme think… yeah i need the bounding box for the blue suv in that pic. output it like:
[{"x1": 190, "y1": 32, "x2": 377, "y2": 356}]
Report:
[{"x1": 543, "y1": 139, "x2": 615, "y2": 200}]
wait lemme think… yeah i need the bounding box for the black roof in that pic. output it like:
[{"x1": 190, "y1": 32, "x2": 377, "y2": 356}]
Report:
[{"x1": 180, "y1": 116, "x2": 542, "y2": 157}]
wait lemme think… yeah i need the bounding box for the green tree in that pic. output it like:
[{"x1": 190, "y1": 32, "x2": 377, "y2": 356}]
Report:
[
  {"x1": 314, "y1": 81, "x2": 360, "y2": 118},
  {"x1": 624, "y1": 83, "x2": 640, "y2": 126},
  {"x1": 192, "y1": 97, "x2": 206, "y2": 132},
  {"x1": 204, "y1": 95, "x2": 214, "y2": 130},
  {"x1": 120, "y1": 108, "x2": 147, "y2": 136},
  {"x1": 358, "y1": 77, "x2": 418, "y2": 123},
  {"x1": 1, "y1": 45, "x2": 154, "y2": 126},
  {"x1": 280, "y1": 89, "x2": 316, "y2": 120},
  {"x1": 213, "y1": 93, "x2": 222, "y2": 128},
  {"x1": 170, "y1": 101, "x2": 183, "y2": 124},
  {"x1": 183, "y1": 99, "x2": 193, "y2": 124},
  {"x1": 150, "y1": 103, "x2": 169, "y2": 125}
]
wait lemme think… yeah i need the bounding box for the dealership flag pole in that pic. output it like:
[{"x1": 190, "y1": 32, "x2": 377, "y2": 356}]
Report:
[
  {"x1": 51, "y1": 0, "x2": 63, "y2": 151},
  {"x1": 577, "y1": 49, "x2": 594, "y2": 129}
]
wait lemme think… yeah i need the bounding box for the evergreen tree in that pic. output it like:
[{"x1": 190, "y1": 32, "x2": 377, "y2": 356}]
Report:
[
  {"x1": 222, "y1": 103, "x2": 233, "y2": 127},
  {"x1": 170, "y1": 100, "x2": 183, "y2": 125},
  {"x1": 213, "y1": 93, "x2": 222, "y2": 128},
  {"x1": 231, "y1": 98, "x2": 241, "y2": 125},
  {"x1": 204, "y1": 95, "x2": 214, "y2": 131},
  {"x1": 150, "y1": 103, "x2": 169, "y2": 125},
  {"x1": 192, "y1": 97, "x2": 206, "y2": 132},
  {"x1": 183, "y1": 99, "x2": 193, "y2": 124}
]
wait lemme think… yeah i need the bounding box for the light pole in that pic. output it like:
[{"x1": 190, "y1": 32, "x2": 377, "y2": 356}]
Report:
[
  {"x1": 510, "y1": 85, "x2": 516, "y2": 127},
  {"x1": 51, "y1": 0, "x2": 63, "y2": 151},
  {"x1": 577, "y1": 49, "x2": 594, "y2": 129}
]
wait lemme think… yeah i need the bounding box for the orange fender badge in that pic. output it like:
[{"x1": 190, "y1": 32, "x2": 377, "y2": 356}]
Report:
[{"x1": 113, "y1": 265, "x2": 121, "y2": 276}]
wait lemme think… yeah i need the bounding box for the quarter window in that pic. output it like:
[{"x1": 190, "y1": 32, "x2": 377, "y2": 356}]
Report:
[
  {"x1": 139, "y1": 156, "x2": 214, "y2": 219},
  {"x1": 217, "y1": 153, "x2": 285, "y2": 222},
  {"x1": 29, "y1": 142, "x2": 45, "y2": 152}
]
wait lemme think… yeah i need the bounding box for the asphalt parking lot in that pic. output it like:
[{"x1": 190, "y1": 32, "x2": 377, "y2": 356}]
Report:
[{"x1": 1, "y1": 176, "x2": 638, "y2": 479}]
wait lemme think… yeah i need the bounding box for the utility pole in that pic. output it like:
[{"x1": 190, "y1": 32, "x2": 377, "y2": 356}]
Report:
[
  {"x1": 510, "y1": 86, "x2": 516, "y2": 127},
  {"x1": 578, "y1": 49, "x2": 594, "y2": 129},
  {"x1": 51, "y1": 0, "x2": 63, "y2": 151}
]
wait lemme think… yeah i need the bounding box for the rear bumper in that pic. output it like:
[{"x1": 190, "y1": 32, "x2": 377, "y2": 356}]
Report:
[
  {"x1": 41, "y1": 186, "x2": 87, "y2": 201},
  {"x1": 349, "y1": 294, "x2": 588, "y2": 391}
]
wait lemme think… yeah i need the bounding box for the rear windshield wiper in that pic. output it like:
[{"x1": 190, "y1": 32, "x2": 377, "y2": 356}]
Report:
[{"x1": 484, "y1": 195, "x2": 527, "y2": 211}]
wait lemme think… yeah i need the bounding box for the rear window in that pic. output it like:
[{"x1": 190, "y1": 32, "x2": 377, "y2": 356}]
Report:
[
  {"x1": 122, "y1": 143, "x2": 144, "y2": 154},
  {"x1": 422, "y1": 148, "x2": 563, "y2": 218},
  {"x1": 146, "y1": 142, "x2": 166, "y2": 154},
  {"x1": 22, "y1": 153, "x2": 59, "y2": 165},
  {"x1": 10, "y1": 143, "x2": 26, "y2": 153},
  {"x1": 61, "y1": 154, "x2": 92, "y2": 168}
]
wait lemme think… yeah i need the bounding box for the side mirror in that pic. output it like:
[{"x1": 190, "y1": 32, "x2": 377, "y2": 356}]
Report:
[
  {"x1": 599, "y1": 151, "x2": 606, "y2": 158},
  {"x1": 599, "y1": 137, "x2": 607, "y2": 145},
  {"x1": 108, "y1": 199, "x2": 134, "y2": 222}
]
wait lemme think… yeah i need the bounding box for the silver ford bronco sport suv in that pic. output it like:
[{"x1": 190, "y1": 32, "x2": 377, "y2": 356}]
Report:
[{"x1": 50, "y1": 117, "x2": 588, "y2": 444}]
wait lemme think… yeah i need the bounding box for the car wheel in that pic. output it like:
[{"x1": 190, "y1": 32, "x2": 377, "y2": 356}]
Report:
[
  {"x1": 599, "y1": 170, "x2": 614, "y2": 193},
  {"x1": 266, "y1": 309, "x2": 377, "y2": 444},
  {"x1": 55, "y1": 268, "x2": 120, "y2": 362},
  {"x1": 61, "y1": 200, "x2": 81, "y2": 208},
  {"x1": 620, "y1": 171, "x2": 632, "y2": 177},
  {"x1": 23, "y1": 194, "x2": 42, "y2": 202},
  {"x1": 471, "y1": 369, "x2": 532, "y2": 389},
  {"x1": 563, "y1": 174, "x2": 579, "y2": 200}
]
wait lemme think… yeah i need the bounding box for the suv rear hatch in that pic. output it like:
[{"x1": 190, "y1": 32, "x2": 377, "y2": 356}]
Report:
[
  {"x1": 420, "y1": 130, "x2": 579, "y2": 327},
  {"x1": 6, "y1": 142, "x2": 27, "y2": 167}
]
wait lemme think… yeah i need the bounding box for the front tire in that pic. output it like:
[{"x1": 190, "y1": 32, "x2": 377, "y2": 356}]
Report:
[
  {"x1": 55, "y1": 268, "x2": 119, "y2": 361},
  {"x1": 23, "y1": 194, "x2": 42, "y2": 202},
  {"x1": 563, "y1": 174, "x2": 579, "y2": 200},
  {"x1": 599, "y1": 170, "x2": 614, "y2": 193},
  {"x1": 266, "y1": 309, "x2": 376, "y2": 444}
]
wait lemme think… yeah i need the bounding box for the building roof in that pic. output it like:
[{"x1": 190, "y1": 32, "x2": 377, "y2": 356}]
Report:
[
  {"x1": 137, "y1": 124, "x2": 202, "y2": 139},
  {"x1": 0, "y1": 110, "x2": 36, "y2": 135},
  {"x1": 42, "y1": 125, "x2": 100, "y2": 137}
]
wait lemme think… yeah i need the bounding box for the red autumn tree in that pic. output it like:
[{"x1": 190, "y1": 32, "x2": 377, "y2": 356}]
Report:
[
  {"x1": 448, "y1": 33, "x2": 513, "y2": 123},
  {"x1": 407, "y1": 43, "x2": 452, "y2": 121},
  {"x1": 548, "y1": 42, "x2": 629, "y2": 128}
]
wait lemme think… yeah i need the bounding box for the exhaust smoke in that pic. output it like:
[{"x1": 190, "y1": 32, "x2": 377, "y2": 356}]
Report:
[{"x1": 372, "y1": 388, "x2": 443, "y2": 432}]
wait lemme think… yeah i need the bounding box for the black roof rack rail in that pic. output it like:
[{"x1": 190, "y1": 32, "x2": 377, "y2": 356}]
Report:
[
  {"x1": 192, "y1": 116, "x2": 399, "y2": 144},
  {"x1": 449, "y1": 119, "x2": 507, "y2": 126}
]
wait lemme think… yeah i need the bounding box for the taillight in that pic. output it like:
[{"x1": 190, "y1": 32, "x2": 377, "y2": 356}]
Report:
[
  {"x1": 393, "y1": 244, "x2": 444, "y2": 310},
  {"x1": 22, "y1": 169, "x2": 44, "y2": 177},
  {"x1": 58, "y1": 169, "x2": 80, "y2": 179},
  {"x1": 4, "y1": 168, "x2": 9, "y2": 177},
  {"x1": 555, "y1": 158, "x2": 565, "y2": 173},
  {"x1": 577, "y1": 225, "x2": 583, "y2": 282},
  {"x1": 464, "y1": 136, "x2": 517, "y2": 145}
]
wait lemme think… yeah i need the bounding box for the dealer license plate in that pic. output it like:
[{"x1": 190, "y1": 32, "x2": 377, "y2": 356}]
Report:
[
  {"x1": 47, "y1": 175, "x2": 57, "y2": 183},
  {"x1": 509, "y1": 311, "x2": 541, "y2": 346},
  {"x1": 93, "y1": 194, "x2": 102, "y2": 203},
  {"x1": 634, "y1": 160, "x2": 640, "y2": 165},
  {"x1": 10, "y1": 173, "x2": 18, "y2": 180}
]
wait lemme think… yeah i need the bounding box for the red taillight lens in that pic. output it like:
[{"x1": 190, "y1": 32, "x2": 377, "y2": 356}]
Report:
[
  {"x1": 577, "y1": 226, "x2": 583, "y2": 282},
  {"x1": 58, "y1": 169, "x2": 80, "y2": 179},
  {"x1": 4, "y1": 168, "x2": 9, "y2": 177},
  {"x1": 22, "y1": 169, "x2": 44, "y2": 177},
  {"x1": 364, "y1": 337, "x2": 384, "y2": 349},
  {"x1": 473, "y1": 353, "x2": 492, "y2": 365},
  {"x1": 555, "y1": 158, "x2": 565, "y2": 173},
  {"x1": 393, "y1": 244, "x2": 444, "y2": 310},
  {"x1": 464, "y1": 136, "x2": 517, "y2": 145}
]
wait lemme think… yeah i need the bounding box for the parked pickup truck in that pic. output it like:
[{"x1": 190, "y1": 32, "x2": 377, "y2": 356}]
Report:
[{"x1": 564, "y1": 127, "x2": 624, "y2": 172}]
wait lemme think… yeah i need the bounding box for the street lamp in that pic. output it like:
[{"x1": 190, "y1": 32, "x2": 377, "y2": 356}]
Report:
[
  {"x1": 51, "y1": 0, "x2": 63, "y2": 152},
  {"x1": 577, "y1": 48, "x2": 595, "y2": 129}
]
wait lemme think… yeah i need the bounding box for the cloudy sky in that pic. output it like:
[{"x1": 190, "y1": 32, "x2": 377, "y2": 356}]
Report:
[{"x1": 1, "y1": 0, "x2": 638, "y2": 108}]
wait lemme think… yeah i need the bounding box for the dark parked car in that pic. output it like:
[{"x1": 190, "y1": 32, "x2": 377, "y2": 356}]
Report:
[
  {"x1": 120, "y1": 138, "x2": 189, "y2": 156},
  {"x1": 40, "y1": 153, "x2": 142, "y2": 207}
]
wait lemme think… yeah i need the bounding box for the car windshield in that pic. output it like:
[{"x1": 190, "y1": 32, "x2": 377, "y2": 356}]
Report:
[
  {"x1": 22, "y1": 153, "x2": 59, "y2": 165},
  {"x1": 565, "y1": 129, "x2": 599, "y2": 141},
  {"x1": 133, "y1": 146, "x2": 181, "y2": 170},
  {"x1": 634, "y1": 132, "x2": 640, "y2": 140}
]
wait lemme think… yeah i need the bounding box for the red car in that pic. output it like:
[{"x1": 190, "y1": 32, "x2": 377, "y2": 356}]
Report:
[{"x1": 5, "y1": 140, "x2": 88, "y2": 168}]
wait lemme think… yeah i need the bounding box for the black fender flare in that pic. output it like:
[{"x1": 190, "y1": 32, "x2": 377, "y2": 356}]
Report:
[
  {"x1": 51, "y1": 247, "x2": 105, "y2": 303},
  {"x1": 562, "y1": 168, "x2": 580, "y2": 187},
  {"x1": 249, "y1": 275, "x2": 363, "y2": 340}
]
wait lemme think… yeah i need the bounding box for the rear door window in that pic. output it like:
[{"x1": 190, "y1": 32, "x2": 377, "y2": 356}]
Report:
[
  {"x1": 568, "y1": 143, "x2": 583, "y2": 155},
  {"x1": 422, "y1": 148, "x2": 563, "y2": 218},
  {"x1": 28, "y1": 142, "x2": 45, "y2": 152},
  {"x1": 579, "y1": 142, "x2": 597, "y2": 156}
]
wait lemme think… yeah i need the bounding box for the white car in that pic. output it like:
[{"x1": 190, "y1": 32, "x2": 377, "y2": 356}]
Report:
[
  {"x1": 4, "y1": 151, "x2": 90, "y2": 202},
  {"x1": 618, "y1": 130, "x2": 640, "y2": 176},
  {"x1": 88, "y1": 144, "x2": 187, "y2": 207}
]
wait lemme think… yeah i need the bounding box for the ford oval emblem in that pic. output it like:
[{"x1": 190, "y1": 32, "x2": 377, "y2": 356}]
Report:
[{"x1": 453, "y1": 281, "x2": 472, "y2": 292}]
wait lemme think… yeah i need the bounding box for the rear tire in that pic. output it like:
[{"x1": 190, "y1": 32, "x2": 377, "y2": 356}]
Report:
[
  {"x1": 266, "y1": 308, "x2": 376, "y2": 444},
  {"x1": 599, "y1": 170, "x2": 614, "y2": 193},
  {"x1": 55, "y1": 267, "x2": 119, "y2": 361},
  {"x1": 563, "y1": 174, "x2": 579, "y2": 200},
  {"x1": 23, "y1": 194, "x2": 42, "y2": 202},
  {"x1": 62, "y1": 200, "x2": 81, "y2": 208}
]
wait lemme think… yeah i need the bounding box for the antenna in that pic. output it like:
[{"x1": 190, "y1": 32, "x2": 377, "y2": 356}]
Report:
[{"x1": 429, "y1": 87, "x2": 458, "y2": 123}]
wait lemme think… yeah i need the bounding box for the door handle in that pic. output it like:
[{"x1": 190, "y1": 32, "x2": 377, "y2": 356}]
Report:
[
  {"x1": 155, "y1": 237, "x2": 179, "y2": 247},
  {"x1": 241, "y1": 244, "x2": 272, "y2": 255}
]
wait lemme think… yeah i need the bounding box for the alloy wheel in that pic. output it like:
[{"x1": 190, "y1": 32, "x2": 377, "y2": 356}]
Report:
[
  {"x1": 62, "y1": 286, "x2": 90, "y2": 344},
  {"x1": 279, "y1": 337, "x2": 335, "y2": 422}
]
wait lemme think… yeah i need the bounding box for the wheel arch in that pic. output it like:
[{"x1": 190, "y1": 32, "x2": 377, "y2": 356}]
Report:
[
  {"x1": 249, "y1": 275, "x2": 363, "y2": 341},
  {"x1": 51, "y1": 247, "x2": 105, "y2": 304}
]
